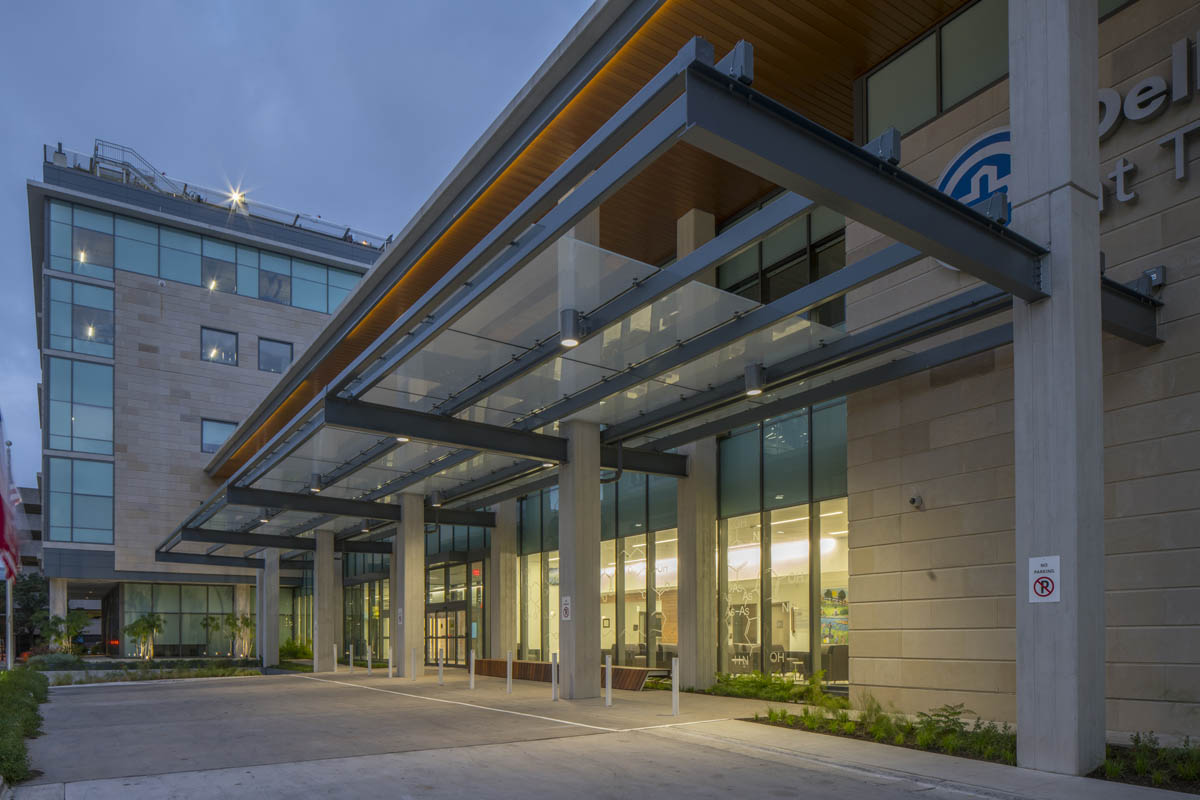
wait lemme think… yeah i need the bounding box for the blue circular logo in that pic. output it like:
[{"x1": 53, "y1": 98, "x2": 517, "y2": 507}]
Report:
[{"x1": 936, "y1": 127, "x2": 1012, "y2": 225}]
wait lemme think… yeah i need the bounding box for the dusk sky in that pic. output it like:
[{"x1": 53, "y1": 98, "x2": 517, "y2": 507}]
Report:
[{"x1": 0, "y1": 0, "x2": 593, "y2": 487}]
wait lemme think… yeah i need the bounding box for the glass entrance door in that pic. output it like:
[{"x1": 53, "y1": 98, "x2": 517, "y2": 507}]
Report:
[
  {"x1": 425, "y1": 609, "x2": 467, "y2": 665},
  {"x1": 426, "y1": 559, "x2": 486, "y2": 667}
]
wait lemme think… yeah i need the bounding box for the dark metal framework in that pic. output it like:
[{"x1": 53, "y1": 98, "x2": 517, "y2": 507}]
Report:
[{"x1": 156, "y1": 36, "x2": 1161, "y2": 570}]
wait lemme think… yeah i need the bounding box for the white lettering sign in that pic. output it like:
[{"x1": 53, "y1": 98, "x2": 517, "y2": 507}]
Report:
[{"x1": 1028, "y1": 556, "x2": 1061, "y2": 604}]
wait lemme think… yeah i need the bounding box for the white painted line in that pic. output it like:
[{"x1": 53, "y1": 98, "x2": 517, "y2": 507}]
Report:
[
  {"x1": 623, "y1": 718, "x2": 732, "y2": 731},
  {"x1": 289, "y1": 673, "x2": 619, "y2": 732}
]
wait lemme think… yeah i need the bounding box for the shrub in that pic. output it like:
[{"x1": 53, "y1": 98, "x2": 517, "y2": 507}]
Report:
[
  {"x1": 27, "y1": 652, "x2": 85, "y2": 671},
  {"x1": 1103, "y1": 758, "x2": 1123, "y2": 780},
  {"x1": 0, "y1": 668, "x2": 49, "y2": 783},
  {"x1": 279, "y1": 639, "x2": 312, "y2": 660}
]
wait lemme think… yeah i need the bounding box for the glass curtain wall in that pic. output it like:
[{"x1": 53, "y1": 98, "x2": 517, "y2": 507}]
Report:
[
  {"x1": 342, "y1": 552, "x2": 389, "y2": 663},
  {"x1": 120, "y1": 582, "x2": 236, "y2": 658},
  {"x1": 517, "y1": 474, "x2": 677, "y2": 665},
  {"x1": 716, "y1": 399, "x2": 848, "y2": 684}
]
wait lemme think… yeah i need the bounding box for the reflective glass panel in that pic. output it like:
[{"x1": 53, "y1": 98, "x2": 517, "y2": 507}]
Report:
[
  {"x1": 601, "y1": 538, "x2": 617, "y2": 661},
  {"x1": 201, "y1": 327, "x2": 238, "y2": 366},
  {"x1": 719, "y1": 428, "x2": 760, "y2": 518},
  {"x1": 941, "y1": 0, "x2": 1008, "y2": 108},
  {"x1": 720, "y1": 512, "x2": 761, "y2": 674},
  {"x1": 258, "y1": 338, "x2": 292, "y2": 374},
  {"x1": 767, "y1": 506, "x2": 810, "y2": 676},
  {"x1": 866, "y1": 33, "x2": 937, "y2": 139},
  {"x1": 818, "y1": 497, "x2": 849, "y2": 683},
  {"x1": 652, "y1": 529, "x2": 678, "y2": 669}
]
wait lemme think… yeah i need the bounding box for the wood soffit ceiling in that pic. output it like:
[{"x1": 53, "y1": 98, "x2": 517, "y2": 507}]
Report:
[{"x1": 216, "y1": 0, "x2": 969, "y2": 481}]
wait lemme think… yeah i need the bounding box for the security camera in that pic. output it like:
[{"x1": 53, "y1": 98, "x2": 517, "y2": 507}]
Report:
[{"x1": 909, "y1": 495, "x2": 924, "y2": 509}]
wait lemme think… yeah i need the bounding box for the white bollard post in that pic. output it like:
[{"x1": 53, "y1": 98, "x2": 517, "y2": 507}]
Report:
[
  {"x1": 333, "y1": 643, "x2": 338, "y2": 673},
  {"x1": 367, "y1": 645, "x2": 372, "y2": 676},
  {"x1": 389, "y1": 646, "x2": 394, "y2": 679},
  {"x1": 605, "y1": 654, "x2": 613, "y2": 707},
  {"x1": 438, "y1": 648, "x2": 444, "y2": 685},
  {"x1": 349, "y1": 644, "x2": 355, "y2": 674},
  {"x1": 469, "y1": 648, "x2": 476, "y2": 690},
  {"x1": 411, "y1": 648, "x2": 417, "y2": 681},
  {"x1": 672, "y1": 657, "x2": 680, "y2": 717},
  {"x1": 506, "y1": 650, "x2": 513, "y2": 694},
  {"x1": 551, "y1": 652, "x2": 559, "y2": 701}
]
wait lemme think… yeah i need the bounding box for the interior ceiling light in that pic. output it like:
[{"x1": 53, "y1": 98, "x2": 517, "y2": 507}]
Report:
[
  {"x1": 744, "y1": 363, "x2": 766, "y2": 397},
  {"x1": 560, "y1": 308, "x2": 582, "y2": 348}
]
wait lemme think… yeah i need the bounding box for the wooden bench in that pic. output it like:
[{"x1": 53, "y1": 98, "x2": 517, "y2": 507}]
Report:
[{"x1": 473, "y1": 658, "x2": 668, "y2": 691}]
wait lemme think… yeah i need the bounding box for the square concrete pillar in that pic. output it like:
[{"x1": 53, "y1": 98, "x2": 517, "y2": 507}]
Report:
[
  {"x1": 676, "y1": 438, "x2": 718, "y2": 690},
  {"x1": 488, "y1": 499, "x2": 518, "y2": 659},
  {"x1": 313, "y1": 530, "x2": 337, "y2": 672},
  {"x1": 1009, "y1": 0, "x2": 1105, "y2": 775},
  {"x1": 391, "y1": 495, "x2": 425, "y2": 678},
  {"x1": 558, "y1": 420, "x2": 601, "y2": 699},
  {"x1": 259, "y1": 549, "x2": 280, "y2": 667}
]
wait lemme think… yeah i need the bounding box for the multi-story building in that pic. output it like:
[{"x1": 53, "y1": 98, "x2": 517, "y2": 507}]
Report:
[
  {"x1": 25, "y1": 0, "x2": 1200, "y2": 778},
  {"x1": 26, "y1": 141, "x2": 380, "y2": 656}
]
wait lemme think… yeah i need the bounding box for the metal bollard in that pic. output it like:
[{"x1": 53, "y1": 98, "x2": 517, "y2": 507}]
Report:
[
  {"x1": 411, "y1": 648, "x2": 417, "y2": 681},
  {"x1": 367, "y1": 645, "x2": 372, "y2": 676},
  {"x1": 438, "y1": 648, "x2": 444, "y2": 685},
  {"x1": 469, "y1": 648, "x2": 476, "y2": 690},
  {"x1": 605, "y1": 654, "x2": 613, "y2": 707},
  {"x1": 551, "y1": 652, "x2": 558, "y2": 701},
  {"x1": 506, "y1": 650, "x2": 513, "y2": 694},
  {"x1": 672, "y1": 656, "x2": 679, "y2": 717},
  {"x1": 349, "y1": 644, "x2": 354, "y2": 674},
  {"x1": 332, "y1": 643, "x2": 338, "y2": 673}
]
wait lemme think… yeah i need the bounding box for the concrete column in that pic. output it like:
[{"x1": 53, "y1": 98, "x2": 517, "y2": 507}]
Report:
[
  {"x1": 488, "y1": 499, "x2": 518, "y2": 659},
  {"x1": 1009, "y1": 0, "x2": 1104, "y2": 776},
  {"x1": 677, "y1": 208, "x2": 716, "y2": 281},
  {"x1": 49, "y1": 578, "x2": 68, "y2": 618},
  {"x1": 392, "y1": 495, "x2": 425, "y2": 677},
  {"x1": 676, "y1": 438, "x2": 718, "y2": 690},
  {"x1": 260, "y1": 549, "x2": 280, "y2": 667},
  {"x1": 313, "y1": 530, "x2": 337, "y2": 672},
  {"x1": 558, "y1": 420, "x2": 601, "y2": 699}
]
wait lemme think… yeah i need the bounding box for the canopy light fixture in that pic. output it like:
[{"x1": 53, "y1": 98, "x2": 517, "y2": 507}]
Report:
[
  {"x1": 541, "y1": 462, "x2": 555, "y2": 468},
  {"x1": 258, "y1": 508, "x2": 271, "y2": 524},
  {"x1": 309, "y1": 472, "x2": 322, "y2": 493},
  {"x1": 395, "y1": 435, "x2": 410, "y2": 443},
  {"x1": 430, "y1": 491, "x2": 444, "y2": 508},
  {"x1": 560, "y1": 308, "x2": 582, "y2": 348},
  {"x1": 744, "y1": 363, "x2": 766, "y2": 396}
]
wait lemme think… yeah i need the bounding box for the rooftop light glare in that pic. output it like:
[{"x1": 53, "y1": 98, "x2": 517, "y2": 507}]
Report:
[
  {"x1": 744, "y1": 363, "x2": 766, "y2": 397},
  {"x1": 86, "y1": 325, "x2": 95, "y2": 339},
  {"x1": 560, "y1": 308, "x2": 582, "y2": 348},
  {"x1": 209, "y1": 279, "x2": 218, "y2": 291}
]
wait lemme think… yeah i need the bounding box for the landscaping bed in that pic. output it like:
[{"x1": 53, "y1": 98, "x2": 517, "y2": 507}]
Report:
[
  {"x1": 0, "y1": 668, "x2": 49, "y2": 784},
  {"x1": 26, "y1": 653, "x2": 260, "y2": 671},
  {"x1": 49, "y1": 665, "x2": 262, "y2": 685}
]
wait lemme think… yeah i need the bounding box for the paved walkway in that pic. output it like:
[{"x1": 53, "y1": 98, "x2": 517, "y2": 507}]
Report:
[{"x1": 15, "y1": 671, "x2": 1191, "y2": 799}]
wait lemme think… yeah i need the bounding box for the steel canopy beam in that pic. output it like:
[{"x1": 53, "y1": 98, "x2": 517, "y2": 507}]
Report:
[
  {"x1": 226, "y1": 486, "x2": 405, "y2": 521},
  {"x1": 179, "y1": 528, "x2": 397, "y2": 554},
  {"x1": 679, "y1": 63, "x2": 1048, "y2": 301},
  {"x1": 155, "y1": 551, "x2": 264, "y2": 570},
  {"x1": 648, "y1": 324, "x2": 1016, "y2": 452},
  {"x1": 1100, "y1": 277, "x2": 1161, "y2": 345},
  {"x1": 324, "y1": 396, "x2": 688, "y2": 477}
]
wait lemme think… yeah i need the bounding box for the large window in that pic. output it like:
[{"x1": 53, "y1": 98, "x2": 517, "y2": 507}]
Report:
[
  {"x1": 47, "y1": 278, "x2": 114, "y2": 358},
  {"x1": 47, "y1": 357, "x2": 113, "y2": 455},
  {"x1": 863, "y1": 0, "x2": 1133, "y2": 141},
  {"x1": 519, "y1": 475, "x2": 677, "y2": 666},
  {"x1": 258, "y1": 338, "x2": 293, "y2": 374},
  {"x1": 201, "y1": 327, "x2": 238, "y2": 366},
  {"x1": 47, "y1": 199, "x2": 362, "y2": 311},
  {"x1": 717, "y1": 399, "x2": 848, "y2": 683},
  {"x1": 122, "y1": 583, "x2": 238, "y2": 658},
  {"x1": 46, "y1": 456, "x2": 113, "y2": 543},
  {"x1": 716, "y1": 206, "x2": 846, "y2": 330},
  {"x1": 201, "y1": 419, "x2": 237, "y2": 454}
]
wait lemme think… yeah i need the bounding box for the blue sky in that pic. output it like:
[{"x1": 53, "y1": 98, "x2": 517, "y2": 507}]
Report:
[{"x1": 0, "y1": 0, "x2": 593, "y2": 486}]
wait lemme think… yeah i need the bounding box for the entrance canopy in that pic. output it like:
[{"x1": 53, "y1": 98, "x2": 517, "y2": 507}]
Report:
[{"x1": 156, "y1": 38, "x2": 1159, "y2": 569}]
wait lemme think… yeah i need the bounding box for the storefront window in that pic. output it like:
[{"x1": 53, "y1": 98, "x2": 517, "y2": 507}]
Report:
[
  {"x1": 520, "y1": 552, "x2": 542, "y2": 660},
  {"x1": 818, "y1": 497, "x2": 850, "y2": 683},
  {"x1": 621, "y1": 534, "x2": 647, "y2": 665},
  {"x1": 601, "y1": 539, "x2": 617, "y2": 661},
  {"x1": 767, "y1": 506, "x2": 811, "y2": 676},
  {"x1": 653, "y1": 530, "x2": 678, "y2": 668},
  {"x1": 547, "y1": 550, "x2": 560, "y2": 659},
  {"x1": 720, "y1": 513, "x2": 761, "y2": 673}
]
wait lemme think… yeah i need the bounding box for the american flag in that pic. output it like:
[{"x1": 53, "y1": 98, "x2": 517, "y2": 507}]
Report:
[{"x1": 0, "y1": 410, "x2": 19, "y2": 580}]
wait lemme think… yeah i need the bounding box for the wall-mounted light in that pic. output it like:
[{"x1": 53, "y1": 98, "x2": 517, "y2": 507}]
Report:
[
  {"x1": 560, "y1": 308, "x2": 582, "y2": 348},
  {"x1": 744, "y1": 363, "x2": 766, "y2": 396}
]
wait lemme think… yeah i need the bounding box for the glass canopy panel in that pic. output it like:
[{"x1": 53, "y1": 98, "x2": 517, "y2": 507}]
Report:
[
  {"x1": 381, "y1": 329, "x2": 528, "y2": 410},
  {"x1": 566, "y1": 280, "x2": 759, "y2": 373},
  {"x1": 468, "y1": 356, "x2": 617, "y2": 422},
  {"x1": 200, "y1": 504, "x2": 263, "y2": 532}
]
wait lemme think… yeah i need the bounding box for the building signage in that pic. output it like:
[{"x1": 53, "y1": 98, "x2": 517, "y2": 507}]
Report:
[
  {"x1": 936, "y1": 37, "x2": 1200, "y2": 219},
  {"x1": 1028, "y1": 556, "x2": 1061, "y2": 604},
  {"x1": 561, "y1": 595, "x2": 572, "y2": 621}
]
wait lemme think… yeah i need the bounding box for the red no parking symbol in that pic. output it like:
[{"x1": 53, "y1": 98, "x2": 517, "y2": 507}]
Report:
[{"x1": 1033, "y1": 576, "x2": 1055, "y2": 598}]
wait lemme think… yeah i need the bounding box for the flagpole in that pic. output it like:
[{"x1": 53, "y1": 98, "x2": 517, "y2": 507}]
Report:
[{"x1": 4, "y1": 575, "x2": 12, "y2": 671}]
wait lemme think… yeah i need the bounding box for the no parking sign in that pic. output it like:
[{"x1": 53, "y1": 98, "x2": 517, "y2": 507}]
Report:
[{"x1": 1028, "y1": 556, "x2": 1060, "y2": 603}]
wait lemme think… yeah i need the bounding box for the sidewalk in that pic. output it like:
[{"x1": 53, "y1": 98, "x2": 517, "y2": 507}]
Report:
[{"x1": 663, "y1": 718, "x2": 1194, "y2": 800}]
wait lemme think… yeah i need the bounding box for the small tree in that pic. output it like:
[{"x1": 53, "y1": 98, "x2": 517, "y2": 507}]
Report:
[
  {"x1": 223, "y1": 613, "x2": 255, "y2": 658},
  {"x1": 38, "y1": 609, "x2": 91, "y2": 653},
  {"x1": 123, "y1": 613, "x2": 165, "y2": 659},
  {"x1": 200, "y1": 615, "x2": 223, "y2": 655},
  {"x1": 11, "y1": 574, "x2": 48, "y2": 652}
]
